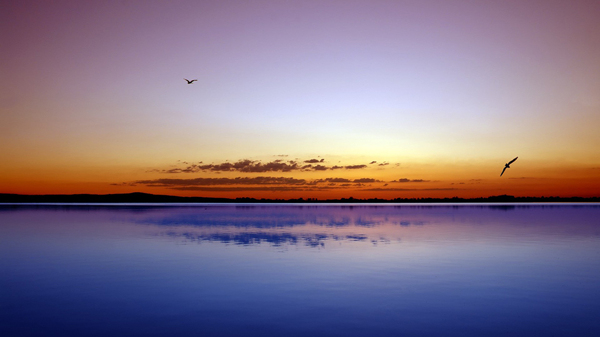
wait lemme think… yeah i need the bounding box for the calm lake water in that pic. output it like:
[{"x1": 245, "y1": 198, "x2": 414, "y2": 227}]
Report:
[{"x1": 1, "y1": 204, "x2": 599, "y2": 337}]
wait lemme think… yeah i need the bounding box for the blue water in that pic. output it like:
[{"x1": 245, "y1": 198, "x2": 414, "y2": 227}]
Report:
[{"x1": 1, "y1": 204, "x2": 599, "y2": 336}]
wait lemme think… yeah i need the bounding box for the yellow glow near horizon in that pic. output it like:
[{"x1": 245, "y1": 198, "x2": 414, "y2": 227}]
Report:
[{"x1": 1, "y1": 1, "x2": 599, "y2": 199}]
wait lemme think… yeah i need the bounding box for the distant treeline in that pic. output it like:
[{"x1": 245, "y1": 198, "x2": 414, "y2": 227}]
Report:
[{"x1": 0, "y1": 192, "x2": 599, "y2": 203}]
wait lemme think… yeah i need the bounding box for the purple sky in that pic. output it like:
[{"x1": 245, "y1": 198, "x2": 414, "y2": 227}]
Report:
[{"x1": 1, "y1": 0, "x2": 599, "y2": 197}]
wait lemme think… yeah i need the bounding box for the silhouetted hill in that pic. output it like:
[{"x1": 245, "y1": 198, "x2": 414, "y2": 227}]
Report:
[
  {"x1": 0, "y1": 193, "x2": 598, "y2": 204},
  {"x1": 0, "y1": 192, "x2": 229, "y2": 203}
]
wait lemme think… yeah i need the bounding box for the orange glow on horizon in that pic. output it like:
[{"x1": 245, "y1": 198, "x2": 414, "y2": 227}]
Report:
[
  {"x1": 2, "y1": 159, "x2": 598, "y2": 199},
  {"x1": 2, "y1": 1, "x2": 599, "y2": 199}
]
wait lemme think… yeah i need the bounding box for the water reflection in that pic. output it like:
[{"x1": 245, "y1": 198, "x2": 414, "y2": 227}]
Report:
[
  {"x1": 1, "y1": 204, "x2": 600, "y2": 337},
  {"x1": 2, "y1": 204, "x2": 599, "y2": 250},
  {"x1": 133, "y1": 206, "x2": 426, "y2": 247},
  {"x1": 166, "y1": 231, "x2": 377, "y2": 247},
  {"x1": 119, "y1": 204, "x2": 600, "y2": 248}
]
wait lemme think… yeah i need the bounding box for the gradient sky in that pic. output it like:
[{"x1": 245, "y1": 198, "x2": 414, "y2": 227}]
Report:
[{"x1": 2, "y1": 0, "x2": 599, "y2": 199}]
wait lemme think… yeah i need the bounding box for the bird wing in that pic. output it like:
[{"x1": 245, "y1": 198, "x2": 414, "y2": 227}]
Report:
[
  {"x1": 500, "y1": 167, "x2": 507, "y2": 176},
  {"x1": 508, "y1": 157, "x2": 518, "y2": 164}
]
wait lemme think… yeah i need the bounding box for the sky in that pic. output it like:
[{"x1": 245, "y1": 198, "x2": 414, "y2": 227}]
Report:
[{"x1": 1, "y1": 0, "x2": 599, "y2": 199}]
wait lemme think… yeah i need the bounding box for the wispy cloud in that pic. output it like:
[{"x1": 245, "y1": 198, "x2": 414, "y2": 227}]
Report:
[
  {"x1": 363, "y1": 188, "x2": 458, "y2": 191},
  {"x1": 172, "y1": 186, "x2": 316, "y2": 192},
  {"x1": 391, "y1": 178, "x2": 430, "y2": 183},
  {"x1": 316, "y1": 178, "x2": 351, "y2": 183},
  {"x1": 131, "y1": 175, "x2": 389, "y2": 192},
  {"x1": 353, "y1": 178, "x2": 380, "y2": 183},
  {"x1": 344, "y1": 164, "x2": 368, "y2": 169},
  {"x1": 309, "y1": 178, "x2": 381, "y2": 184},
  {"x1": 136, "y1": 176, "x2": 308, "y2": 186},
  {"x1": 110, "y1": 182, "x2": 138, "y2": 186}
]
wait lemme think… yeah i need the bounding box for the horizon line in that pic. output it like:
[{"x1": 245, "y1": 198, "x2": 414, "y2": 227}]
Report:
[{"x1": 1, "y1": 192, "x2": 599, "y2": 204}]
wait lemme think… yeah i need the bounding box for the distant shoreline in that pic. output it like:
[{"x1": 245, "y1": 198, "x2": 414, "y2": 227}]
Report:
[{"x1": 1, "y1": 192, "x2": 599, "y2": 204}]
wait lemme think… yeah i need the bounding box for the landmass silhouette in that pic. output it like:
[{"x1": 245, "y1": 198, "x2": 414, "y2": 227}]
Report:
[{"x1": 0, "y1": 192, "x2": 598, "y2": 204}]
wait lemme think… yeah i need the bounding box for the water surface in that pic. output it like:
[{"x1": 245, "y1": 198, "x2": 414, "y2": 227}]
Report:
[{"x1": 1, "y1": 204, "x2": 599, "y2": 336}]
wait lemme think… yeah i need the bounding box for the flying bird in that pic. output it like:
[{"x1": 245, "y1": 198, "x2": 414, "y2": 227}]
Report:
[
  {"x1": 500, "y1": 157, "x2": 518, "y2": 176},
  {"x1": 184, "y1": 78, "x2": 197, "y2": 84}
]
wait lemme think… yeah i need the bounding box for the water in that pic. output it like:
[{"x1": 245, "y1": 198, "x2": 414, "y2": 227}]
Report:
[{"x1": 1, "y1": 204, "x2": 599, "y2": 336}]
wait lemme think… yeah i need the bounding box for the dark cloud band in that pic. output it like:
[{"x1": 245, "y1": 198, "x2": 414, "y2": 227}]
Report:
[{"x1": 162, "y1": 158, "x2": 374, "y2": 173}]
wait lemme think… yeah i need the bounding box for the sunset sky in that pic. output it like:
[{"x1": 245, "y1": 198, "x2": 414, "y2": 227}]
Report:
[{"x1": 2, "y1": 0, "x2": 599, "y2": 199}]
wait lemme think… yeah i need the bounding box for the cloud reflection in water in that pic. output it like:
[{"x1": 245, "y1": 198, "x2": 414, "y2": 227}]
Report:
[
  {"x1": 132, "y1": 206, "x2": 428, "y2": 247},
  {"x1": 124, "y1": 204, "x2": 600, "y2": 249},
  {"x1": 1, "y1": 204, "x2": 600, "y2": 337}
]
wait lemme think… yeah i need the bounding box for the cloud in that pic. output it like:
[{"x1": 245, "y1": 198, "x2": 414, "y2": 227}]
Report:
[
  {"x1": 392, "y1": 178, "x2": 430, "y2": 183},
  {"x1": 353, "y1": 178, "x2": 380, "y2": 183},
  {"x1": 363, "y1": 188, "x2": 458, "y2": 191},
  {"x1": 136, "y1": 176, "x2": 386, "y2": 188},
  {"x1": 369, "y1": 161, "x2": 377, "y2": 164},
  {"x1": 161, "y1": 158, "x2": 374, "y2": 173},
  {"x1": 304, "y1": 158, "x2": 325, "y2": 163},
  {"x1": 171, "y1": 185, "x2": 347, "y2": 192},
  {"x1": 344, "y1": 165, "x2": 368, "y2": 170},
  {"x1": 378, "y1": 162, "x2": 389, "y2": 166},
  {"x1": 131, "y1": 175, "x2": 399, "y2": 192},
  {"x1": 321, "y1": 178, "x2": 351, "y2": 183},
  {"x1": 222, "y1": 160, "x2": 300, "y2": 172},
  {"x1": 110, "y1": 182, "x2": 137, "y2": 186},
  {"x1": 312, "y1": 165, "x2": 329, "y2": 171},
  {"x1": 136, "y1": 176, "x2": 308, "y2": 187},
  {"x1": 172, "y1": 186, "x2": 311, "y2": 192},
  {"x1": 159, "y1": 160, "x2": 301, "y2": 173}
]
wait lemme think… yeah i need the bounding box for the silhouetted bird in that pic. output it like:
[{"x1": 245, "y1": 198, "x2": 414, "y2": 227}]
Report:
[
  {"x1": 184, "y1": 78, "x2": 197, "y2": 84},
  {"x1": 500, "y1": 157, "x2": 518, "y2": 176}
]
